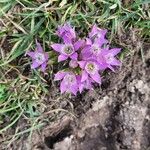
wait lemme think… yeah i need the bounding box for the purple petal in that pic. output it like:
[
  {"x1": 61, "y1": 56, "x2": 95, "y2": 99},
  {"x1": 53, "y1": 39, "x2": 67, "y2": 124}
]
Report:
[
  {"x1": 109, "y1": 48, "x2": 121, "y2": 56},
  {"x1": 60, "y1": 80, "x2": 67, "y2": 94},
  {"x1": 27, "y1": 51, "x2": 35, "y2": 58},
  {"x1": 94, "y1": 38, "x2": 107, "y2": 47},
  {"x1": 62, "y1": 35, "x2": 72, "y2": 44},
  {"x1": 74, "y1": 40, "x2": 84, "y2": 51},
  {"x1": 44, "y1": 53, "x2": 49, "y2": 60},
  {"x1": 31, "y1": 61, "x2": 40, "y2": 69},
  {"x1": 76, "y1": 75, "x2": 84, "y2": 93},
  {"x1": 81, "y1": 46, "x2": 92, "y2": 60},
  {"x1": 57, "y1": 23, "x2": 76, "y2": 44},
  {"x1": 70, "y1": 52, "x2": 78, "y2": 60},
  {"x1": 58, "y1": 54, "x2": 68, "y2": 62},
  {"x1": 97, "y1": 55, "x2": 108, "y2": 70},
  {"x1": 51, "y1": 44, "x2": 64, "y2": 53},
  {"x1": 111, "y1": 59, "x2": 121, "y2": 66},
  {"x1": 36, "y1": 40, "x2": 43, "y2": 52},
  {"x1": 85, "y1": 79, "x2": 93, "y2": 90},
  {"x1": 81, "y1": 71, "x2": 88, "y2": 82},
  {"x1": 54, "y1": 71, "x2": 67, "y2": 81},
  {"x1": 41, "y1": 62, "x2": 47, "y2": 72},
  {"x1": 79, "y1": 83, "x2": 84, "y2": 93},
  {"x1": 78, "y1": 61, "x2": 86, "y2": 69},
  {"x1": 90, "y1": 72, "x2": 101, "y2": 84},
  {"x1": 70, "y1": 85, "x2": 78, "y2": 95},
  {"x1": 89, "y1": 24, "x2": 97, "y2": 38},
  {"x1": 86, "y1": 38, "x2": 92, "y2": 45}
]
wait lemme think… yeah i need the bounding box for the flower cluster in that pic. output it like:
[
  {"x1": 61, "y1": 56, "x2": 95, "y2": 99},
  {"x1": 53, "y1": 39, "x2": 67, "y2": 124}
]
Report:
[
  {"x1": 51, "y1": 23, "x2": 121, "y2": 95},
  {"x1": 27, "y1": 23, "x2": 121, "y2": 95}
]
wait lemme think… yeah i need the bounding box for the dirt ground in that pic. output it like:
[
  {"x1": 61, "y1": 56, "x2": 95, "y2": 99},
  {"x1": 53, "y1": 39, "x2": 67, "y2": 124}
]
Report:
[{"x1": 1, "y1": 34, "x2": 150, "y2": 150}]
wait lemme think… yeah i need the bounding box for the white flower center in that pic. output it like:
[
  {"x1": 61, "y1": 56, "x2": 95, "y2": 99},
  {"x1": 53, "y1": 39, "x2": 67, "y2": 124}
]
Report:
[
  {"x1": 35, "y1": 53, "x2": 45, "y2": 64},
  {"x1": 64, "y1": 74, "x2": 76, "y2": 86},
  {"x1": 85, "y1": 62, "x2": 98, "y2": 75},
  {"x1": 91, "y1": 45, "x2": 100, "y2": 55},
  {"x1": 62, "y1": 45, "x2": 74, "y2": 55}
]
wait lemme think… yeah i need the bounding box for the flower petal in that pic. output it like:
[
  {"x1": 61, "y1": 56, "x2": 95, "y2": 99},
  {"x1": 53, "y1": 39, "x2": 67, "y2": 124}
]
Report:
[
  {"x1": 70, "y1": 85, "x2": 78, "y2": 95},
  {"x1": 41, "y1": 62, "x2": 47, "y2": 72},
  {"x1": 111, "y1": 59, "x2": 121, "y2": 66},
  {"x1": 90, "y1": 72, "x2": 101, "y2": 84},
  {"x1": 78, "y1": 61, "x2": 86, "y2": 69},
  {"x1": 44, "y1": 53, "x2": 49, "y2": 60},
  {"x1": 31, "y1": 61, "x2": 40, "y2": 69},
  {"x1": 70, "y1": 52, "x2": 78, "y2": 60},
  {"x1": 36, "y1": 40, "x2": 43, "y2": 52},
  {"x1": 74, "y1": 40, "x2": 84, "y2": 51},
  {"x1": 62, "y1": 35, "x2": 72, "y2": 44},
  {"x1": 26, "y1": 51, "x2": 35, "y2": 58},
  {"x1": 109, "y1": 48, "x2": 121, "y2": 56},
  {"x1": 58, "y1": 54, "x2": 68, "y2": 62},
  {"x1": 81, "y1": 46, "x2": 92, "y2": 60},
  {"x1": 54, "y1": 71, "x2": 67, "y2": 81},
  {"x1": 79, "y1": 83, "x2": 84, "y2": 93},
  {"x1": 51, "y1": 44, "x2": 64, "y2": 53},
  {"x1": 81, "y1": 71, "x2": 88, "y2": 82},
  {"x1": 86, "y1": 38, "x2": 92, "y2": 45},
  {"x1": 60, "y1": 80, "x2": 67, "y2": 94}
]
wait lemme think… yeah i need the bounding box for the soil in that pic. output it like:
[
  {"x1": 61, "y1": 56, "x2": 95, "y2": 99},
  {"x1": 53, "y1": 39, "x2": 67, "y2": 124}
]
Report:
[{"x1": 1, "y1": 36, "x2": 150, "y2": 149}]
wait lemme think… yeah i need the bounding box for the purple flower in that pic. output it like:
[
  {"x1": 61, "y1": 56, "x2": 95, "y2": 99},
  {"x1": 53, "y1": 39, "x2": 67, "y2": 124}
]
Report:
[
  {"x1": 56, "y1": 23, "x2": 76, "y2": 43},
  {"x1": 51, "y1": 39, "x2": 84, "y2": 62},
  {"x1": 79, "y1": 60, "x2": 101, "y2": 84},
  {"x1": 99, "y1": 47, "x2": 121, "y2": 71},
  {"x1": 76, "y1": 75, "x2": 93, "y2": 93},
  {"x1": 54, "y1": 71, "x2": 78, "y2": 95},
  {"x1": 27, "y1": 40, "x2": 49, "y2": 72},
  {"x1": 81, "y1": 38, "x2": 104, "y2": 60},
  {"x1": 89, "y1": 24, "x2": 108, "y2": 43}
]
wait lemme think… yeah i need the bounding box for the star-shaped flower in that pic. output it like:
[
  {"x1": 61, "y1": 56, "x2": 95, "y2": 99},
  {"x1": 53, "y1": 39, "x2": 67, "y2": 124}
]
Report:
[
  {"x1": 26, "y1": 40, "x2": 49, "y2": 72},
  {"x1": 79, "y1": 60, "x2": 101, "y2": 84},
  {"x1": 54, "y1": 71, "x2": 78, "y2": 95}
]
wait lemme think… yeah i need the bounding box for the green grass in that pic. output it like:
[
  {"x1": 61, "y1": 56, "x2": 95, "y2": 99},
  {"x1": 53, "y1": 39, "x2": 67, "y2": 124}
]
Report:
[{"x1": 0, "y1": 0, "x2": 149, "y2": 147}]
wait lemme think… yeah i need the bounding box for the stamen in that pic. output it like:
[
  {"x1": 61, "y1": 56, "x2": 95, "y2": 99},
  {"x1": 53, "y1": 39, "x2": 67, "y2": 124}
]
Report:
[
  {"x1": 63, "y1": 45, "x2": 74, "y2": 55},
  {"x1": 35, "y1": 53, "x2": 45, "y2": 64},
  {"x1": 85, "y1": 62, "x2": 97, "y2": 75},
  {"x1": 64, "y1": 74, "x2": 76, "y2": 85}
]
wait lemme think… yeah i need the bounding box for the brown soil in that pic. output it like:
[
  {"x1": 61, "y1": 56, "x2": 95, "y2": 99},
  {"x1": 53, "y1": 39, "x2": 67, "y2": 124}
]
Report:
[{"x1": 1, "y1": 37, "x2": 150, "y2": 149}]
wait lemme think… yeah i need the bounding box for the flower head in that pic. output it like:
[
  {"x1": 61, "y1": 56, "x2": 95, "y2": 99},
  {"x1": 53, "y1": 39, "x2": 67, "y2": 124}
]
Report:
[
  {"x1": 27, "y1": 40, "x2": 49, "y2": 72},
  {"x1": 89, "y1": 24, "x2": 108, "y2": 43},
  {"x1": 51, "y1": 43, "x2": 77, "y2": 62},
  {"x1": 79, "y1": 60, "x2": 101, "y2": 84},
  {"x1": 99, "y1": 47, "x2": 122, "y2": 71},
  {"x1": 54, "y1": 71, "x2": 78, "y2": 95},
  {"x1": 57, "y1": 23, "x2": 76, "y2": 43},
  {"x1": 51, "y1": 39, "x2": 84, "y2": 62},
  {"x1": 81, "y1": 38, "x2": 103, "y2": 60},
  {"x1": 76, "y1": 75, "x2": 93, "y2": 93}
]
